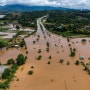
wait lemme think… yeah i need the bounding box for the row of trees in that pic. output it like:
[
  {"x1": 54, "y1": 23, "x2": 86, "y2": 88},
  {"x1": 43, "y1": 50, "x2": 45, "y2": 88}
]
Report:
[{"x1": 0, "y1": 54, "x2": 26, "y2": 89}]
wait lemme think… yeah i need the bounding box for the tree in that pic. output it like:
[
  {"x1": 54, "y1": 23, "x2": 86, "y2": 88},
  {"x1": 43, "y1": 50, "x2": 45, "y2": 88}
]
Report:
[
  {"x1": 20, "y1": 39, "x2": 26, "y2": 47},
  {"x1": 16, "y1": 25, "x2": 20, "y2": 30},
  {"x1": 47, "y1": 61, "x2": 51, "y2": 64},
  {"x1": 7, "y1": 58, "x2": 15, "y2": 65},
  {"x1": 82, "y1": 39, "x2": 87, "y2": 42},
  {"x1": 28, "y1": 70, "x2": 33, "y2": 75},
  {"x1": 16, "y1": 54, "x2": 26, "y2": 66},
  {"x1": 2, "y1": 68, "x2": 11, "y2": 79},
  {"x1": 0, "y1": 41, "x2": 6, "y2": 49},
  {"x1": 59, "y1": 59, "x2": 64, "y2": 64},
  {"x1": 75, "y1": 60, "x2": 79, "y2": 65},
  {"x1": 70, "y1": 51, "x2": 75, "y2": 57}
]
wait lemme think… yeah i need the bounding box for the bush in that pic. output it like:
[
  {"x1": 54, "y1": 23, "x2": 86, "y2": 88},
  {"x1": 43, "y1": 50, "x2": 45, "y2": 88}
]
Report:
[
  {"x1": 16, "y1": 25, "x2": 20, "y2": 30},
  {"x1": 11, "y1": 64, "x2": 18, "y2": 74},
  {"x1": 47, "y1": 61, "x2": 50, "y2": 64},
  {"x1": 37, "y1": 55, "x2": 42, "y2": 60},
  {"x1": 28, "y1": 70, "x2": 33, "y2": 75},
  {"x1": 48, "y1": 56, "x2": 52, "y2": 59},
  {"x1": 70, "y1": 51, "x2": 75, "y2": 57},
  {"x1": 59, "y1": 59, "x2": 64, "y2": 64},
  {"x1": 31, "y1": 66, "x2": 34, "y2": 68},
  {"x1": 0, "y1": 82, "x2": 9, "y2": 89},
  {"x1": 0, "y1": 40, "x2": 8, "y2": 49},
  {"x1": 25, "y1": 46, "x2": 27, "y2": 49},
  {"x1": 26, "y1": 51, "x2": 28, "y2": 54},
  {"x1": 46, "y1": 48, "x2": 49, "y2": 52},
  {"x1": 16, "y1": 54, "x2": 26, "y2": 66},
  {"x1": 73, "y1": 48, "x2": 76, "y2": 52},
  {"x1": 25, "y1": 56, "x2": 27, "y2": 60},
  {"x1": 7, "y1": 58, "x2": 15, "y2": 65},
  {"x1": 38, "y1": 49, "x2": 41, "y2": 53},
  {"x1": 46, "y1": 42, "x2": 49, "y2": 47},
  {"x1": 82, "y1": 39, "x2": 87, "y2": 42},
  {"x1": 20, "y1": 39, "x2": 26, "y2": 47},
  {"x1": 33, "y1": 41, "x2": 36, "y2": 44},
  {"x1": 67, "y1": 61, "x2": 70, "y2": 65},
  {"x1": 2, "y1": 68, "x2": 11, "y2": 79},
  {"x1": 75, "y1": 60, "x2": 80, "y2": 65},
  {"x1": 16, "y1": 78, "x2": 19, "y2": 81}
]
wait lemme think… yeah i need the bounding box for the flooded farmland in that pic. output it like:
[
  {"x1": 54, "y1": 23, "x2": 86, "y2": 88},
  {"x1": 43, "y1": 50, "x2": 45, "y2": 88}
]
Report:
[
  {"x1": 0, "y1": 17, "x2": 88, "y2": 90},
  {"x1": 0, "y1": 16, "x2": 90, "y2": 90}
]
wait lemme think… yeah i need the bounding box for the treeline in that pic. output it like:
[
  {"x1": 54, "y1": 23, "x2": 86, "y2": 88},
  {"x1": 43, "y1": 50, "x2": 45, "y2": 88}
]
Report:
[
  {"x1": 18, "y1": 11, "x2": 47, "y2": 28},
  {"x1": 2, "y1": 11, "x2": 48, "y2": 29},
  {"x1": 45, "y1": 10, "x2": 90, "y2": 35}
]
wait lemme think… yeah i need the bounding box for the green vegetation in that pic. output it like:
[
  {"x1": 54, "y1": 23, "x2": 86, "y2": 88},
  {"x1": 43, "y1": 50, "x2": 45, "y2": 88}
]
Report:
[
  {"x1": 82, "y1": 39, "x2": 87, "y2": 42},
  {"x1": 81, "y1": 62, "x2": 90, "y2": 74},
  {"x1": 46, "y1": 42, "x2": 50, "y2": 47},
  {"x1": 16, "y1": 25, "x2": 20, "y2": 30},
  {"x1": 59, "y1": 59, "x2": 64, "y2": 64},
  {"x1": 75, "y1": 60, "x2": 80, "y2": 65},
  {"x1": 46, "y1": 48, "x2": 49, "y2": 52},
  {"x1": 3, "y1": 11, "x2": 47, "y2": 29},
  {"x1": 0, "y1": 28, "x2": 8, "y2": 32},
  {"x1": 26, "y1": 51, "x2": 28, "y2": 54},
  {"x1": 48, "y1": 56, "x2": 52, "y2": 59},
  {"x1": 33, "y1": 41, "x2": 36, "y2": 44},
  {"x1": 38, "y1": 49, "x2": 41, "y2": 53},
  {"x1": 0, "y1": 38, "x2": 8, "y2": 49},
  {"x1": 67, "y1": 61, "x2": 70, "y2": 65},
  {"x1": 73, "y1": 48, "x2": 76, "y2": 52},
  {"x1": 37, "y1": 55, "x2": 42, "y2": 60},
  {"x1": 0, "y1": 53, "x2": 26, "y2": 89},
  {"x1": 16, "y1": 31, "x2": 29, "y2": 37},
  {"x1": 45, "y1": 10, "x2": 90, "y2": 37},
  {"x1": 47, "y1": 61, "x2": 51, "y2": 64},
  {"x1": 28, "y1": 70, "x2": 33, "y2": 75},
  {"x1": 7, "y1": 58, "x2": 15, "y2": 65},
  {"x1": 70, "y1": 51, "x2": 76, "y2": 57},
  {"x1": 20, "y1": 39, "x2": 26, "y2": 47},
  {"x1": 31, "y1": 66, "x2": 34, "y2": 69},
  {"x1": 2, "y1": 68, "x2": 11, "y2": 79},
  {"x1": 16, "y1": 54, "x2": 26, "y2": 66}
]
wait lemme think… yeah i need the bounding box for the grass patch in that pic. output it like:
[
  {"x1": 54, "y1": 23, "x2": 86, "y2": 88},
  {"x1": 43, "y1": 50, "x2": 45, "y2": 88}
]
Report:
[
  {"x1": 46, "y1": 28, "x2": 90, "y2": 38},
  {"x1": 0, "y1": 28, "x2": 9, "y2": 32}
]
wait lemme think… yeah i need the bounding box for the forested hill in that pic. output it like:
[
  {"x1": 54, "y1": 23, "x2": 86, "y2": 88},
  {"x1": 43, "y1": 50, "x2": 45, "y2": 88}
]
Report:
[{"x1": 0, "y1": 4, "x2": 73, "y2": 11}]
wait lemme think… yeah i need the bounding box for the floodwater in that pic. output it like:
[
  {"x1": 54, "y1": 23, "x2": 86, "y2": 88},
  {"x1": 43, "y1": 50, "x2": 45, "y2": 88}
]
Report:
[
  {"x1": 0, "y1": 32, "x2": 16, "y2": 38},
  {"x1": 0, "y1": 24, "x2": 35, "y2": 39},
  {"x1": 0, "y1": 17, "x2": 90, "y2": 90}
]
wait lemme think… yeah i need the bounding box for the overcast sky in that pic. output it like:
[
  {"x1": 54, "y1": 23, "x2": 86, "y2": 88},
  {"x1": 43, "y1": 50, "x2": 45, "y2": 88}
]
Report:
[{"x1": 0, "y1": 0, "x2": 90, "y2": 9}]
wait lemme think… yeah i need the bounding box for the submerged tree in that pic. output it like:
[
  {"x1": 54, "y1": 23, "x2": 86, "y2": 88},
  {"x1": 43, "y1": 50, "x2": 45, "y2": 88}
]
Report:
[{"x1": 16, "y1": 54, "x2": 26, "y2": 66}]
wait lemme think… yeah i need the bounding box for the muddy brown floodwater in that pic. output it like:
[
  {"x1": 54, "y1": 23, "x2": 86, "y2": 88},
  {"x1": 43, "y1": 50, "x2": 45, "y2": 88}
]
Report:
[{"x1": 0, "y1": 17, "x2": 90, "y2": 90}]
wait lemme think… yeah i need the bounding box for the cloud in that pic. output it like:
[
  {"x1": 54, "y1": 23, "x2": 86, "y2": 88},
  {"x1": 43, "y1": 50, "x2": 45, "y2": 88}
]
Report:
[{"x1": 0, "y1": 0, "x2": 90, "y2": 9}]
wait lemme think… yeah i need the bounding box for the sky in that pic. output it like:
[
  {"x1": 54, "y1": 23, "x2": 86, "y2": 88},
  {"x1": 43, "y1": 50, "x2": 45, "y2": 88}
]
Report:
[{"x1": 0, "y1": 0, "x2": 90, "y2": 9}]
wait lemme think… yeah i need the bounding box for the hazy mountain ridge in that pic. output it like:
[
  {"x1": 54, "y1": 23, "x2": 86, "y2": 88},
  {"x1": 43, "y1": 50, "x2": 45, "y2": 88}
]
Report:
[{"x1": 0, "y1": 4, "x2": 74, "y2": 11}]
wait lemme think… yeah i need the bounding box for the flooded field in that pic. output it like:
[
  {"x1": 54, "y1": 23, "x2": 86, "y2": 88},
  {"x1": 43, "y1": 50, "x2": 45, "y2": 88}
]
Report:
[
  {"x1": 0, "y1": 15, "x2": 6, "y2": 19},
  {"x1": 0, "y1": 17, "x2": 90, "y2": 90},
  {"x1": 0, "y1": 32, "x2": 16, "y2": 38},
  {"x1": 0, "y1": 24, "x2": 35, "y2": 39}
]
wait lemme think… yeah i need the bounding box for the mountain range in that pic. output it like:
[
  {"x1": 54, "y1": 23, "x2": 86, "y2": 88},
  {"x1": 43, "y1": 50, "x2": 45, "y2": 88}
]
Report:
[{"x1": 0, "y1": 4, "x2": 74, "y2": 11}]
